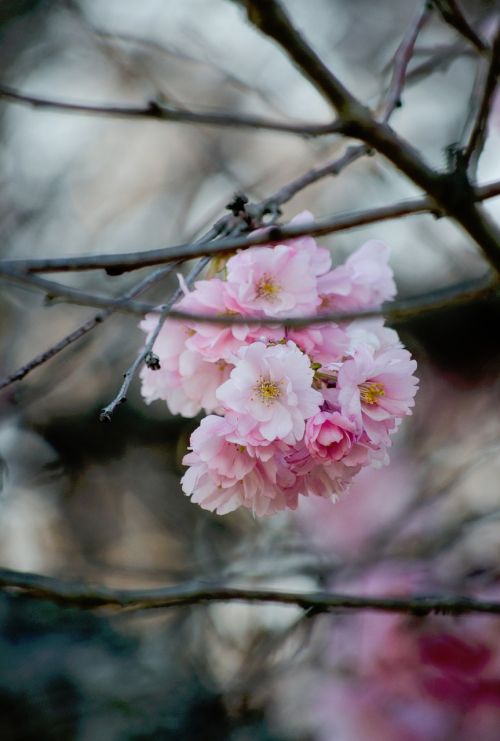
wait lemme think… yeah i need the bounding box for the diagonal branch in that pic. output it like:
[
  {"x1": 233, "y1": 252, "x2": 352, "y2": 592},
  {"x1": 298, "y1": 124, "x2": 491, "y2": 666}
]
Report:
[
  {"x1": 381, "y1": 1, "x2": 432, "y2": 122},
  {"x1": 0, "y1": 134, "x2": 372, "y2": 392},
  {"x1": 0, "y1": 263, "x2": 180, "y2": 391},
  {"x1": 1, "y1": 567, "x2": 500, "y2": 616},
  {"x1": 232, "y1": 0, "x2": 367, "y2": 119},
  {"x1": 432, "y1": 0, "x2": 488, "y2": 55},
  {"x1": 233, "y1": 0, "x2": 500, "y2": 274},
  {"x1": 99, "y1": 256, "x2": 211, "y2": 422},
  {"x1": 461, "y1": 20, "x2": 500, "y2": 175}
]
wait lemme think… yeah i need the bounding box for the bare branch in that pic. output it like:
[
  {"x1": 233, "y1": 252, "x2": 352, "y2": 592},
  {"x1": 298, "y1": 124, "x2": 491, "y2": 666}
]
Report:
[
  {"x1": 259, "y1": 144, "x2": 370, "y2": 213},
  {"x1": 99, "y1": 256, "x2": 211, "y2": 422},
  {"x1": 0, "y1": 83, "x2": 343, "y2": 138},
  {"x1": 0, "y1": 266, "x2": 156, "y2": 313},
  {"x1": 381, "y1": 2, "x2": 432, "y2": 122},
  {"x1": 234, "y1": 0, "x2": 500, "y2": 273},
  {"x1": 3, "y1": 263, "x2": 495, "y2": 328},
  {"x1": 0, "y1": 130, "x2": 374, "y2": 393},
  {"x1": 432, "y1": 0, "x2": 488, "y2": 55},
  {"x1": 140, "y1": 272, "x2": 499, "y2": 327},
  {"x1": 0, "y1": 263, "x2": 180, "y2": 391},
  {"x1": 407, "y1": 41, "x2": 474, "y2": 82},
  {"x1": 233, "y1": 0, "x2": 367, "y2": 119},
  {"x1": 3, "y1": 178, "x2": 499, "y2": 275},
  {"x1": 1, "y1": 567, "x2": 500, "y2": 616},
  {"x1": 462, "y1": 20, "x2": 500, "y2": 175}
]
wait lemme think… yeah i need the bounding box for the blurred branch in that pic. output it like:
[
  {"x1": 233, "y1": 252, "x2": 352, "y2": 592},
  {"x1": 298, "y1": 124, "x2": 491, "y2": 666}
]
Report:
[
  {"x1": 461, "y1": 20, "x2": 500, "y2": 176},
  {"x1": 0, "y1": 83, "x2": 343, "y2": 137},
  {"x1": 4, "y1": 177, "x2": 499, "y2": 275},
  {"x1": 1, "y1": 567, "x2": 500, "y2": 615},
  {"x1": 380, "y1": 1, "x2": 432, "y2": 122},
  {"x1": 95, "y1": 30, "x2": 284, "y2": 116},
  {"x1": 407, "y1": 41, "x2": 474, "y2": 82},
  {"x1": 432, "y1": 0, "x2": 488, "y2": 55},
  {"x1": 0, "y1": 263, "x2": 180, "y2": 391}
]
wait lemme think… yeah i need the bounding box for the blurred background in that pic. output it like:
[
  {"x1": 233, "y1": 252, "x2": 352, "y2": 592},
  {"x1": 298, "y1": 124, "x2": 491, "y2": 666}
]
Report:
[{"x1": 0, "y1": 0, "x2": 500, "y2": 738}]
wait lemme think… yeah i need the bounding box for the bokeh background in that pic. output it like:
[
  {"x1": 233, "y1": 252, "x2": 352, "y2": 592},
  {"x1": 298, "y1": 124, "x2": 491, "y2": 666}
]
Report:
[{"x1": 1, "y1": 0, "x2": 500, "y2": 738}]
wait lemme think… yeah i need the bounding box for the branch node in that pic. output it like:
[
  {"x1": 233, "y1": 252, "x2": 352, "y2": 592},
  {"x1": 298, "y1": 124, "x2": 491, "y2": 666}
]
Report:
[
  {"x1": 105, "y1": 266, "x2": 125, "y2": 277},
  {"x1": 144, "y1": 351, "x2": 161, "y2": 370}
]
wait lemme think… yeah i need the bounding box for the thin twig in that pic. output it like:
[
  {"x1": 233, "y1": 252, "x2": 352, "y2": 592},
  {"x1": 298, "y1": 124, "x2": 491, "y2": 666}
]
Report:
[
  {"x1": 462, "y1": 20, "x2": 500, "y2": 175},
  {"x1": 3, "y1": 264, "x2": 495, "y2": 326},
  {"x1": 259, "y1": 144, "x2": 370, "y2": 214},
  {"x1": 267, "y1": 2, "x2": 430, "y2": 210},
  {"x1": 381, "y1": 2, "x2": 432, "y2": 122},
  {"x1": 0, "y1": 83, "x2": 342, "y2": 138},
  {"x1": 1, "y1": 567, "x2": 500, "y2": 616},
  {"x1": 406, "y1": 41, "x2": 473, "y2": 82},
  {"x1": 236, "y1": 0, "x2": 500, "y2": 273},
  {"x1": 0, "y1": 266, "x2": 157, "y2": 313},
  {"x1": 4, "y1": 178, "x2": 499, "y2": 275},
  {"x1": 133, "y1": 271, "x2": 499, "y2": 327},
  {"x1": 0, "y1": 263, "x2": 180, "y2": 391},
  {"x1": 432, "y1": 0, "x2": 488, "y2": 55},
  {"x1": 98, "y1": 207, "x2": 257, "y2": 422},
  {"x1": 99, "y1": 256, "x2": 211, "y2": 422},
  {"x1": 0, "y1": 133, "x2": 373, "y2": 392}
]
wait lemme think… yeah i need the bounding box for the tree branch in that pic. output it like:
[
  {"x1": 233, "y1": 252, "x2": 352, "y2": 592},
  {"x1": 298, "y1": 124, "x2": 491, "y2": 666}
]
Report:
[
  {"x1": 380, "y1": 2, "x2": 432, "y2": 122},
  {"x1": 235, "y1": 0, "x2": 500, "y2": 274},
  {"x1": 0, "y1": 83, "x2": 343, "y2": 138},
  {"x1": 99, "y1": 256, "x2": 211, "y2": 422},
  {"x1": 432, "y1": 0, "x2": 488, "y2": 55},
  {"x1": 1, "y1": 567, "x2": 499, "y2": 616},
  {"x1": 4, "y1": 178, "x2": 499, "y2": 275},
  {"x1": 0, "y1": 134, "x2": 373, "y2": 391},
  {"x1": 233, "y1": 0, "x2": 367, "y2": 119},
  {"x1": 0, "y1": 263, "x2": 180, "y2": 391},
  {"x1": 3, "y1": 263, "x2": 496, "y2": 327},
  {"x1": 461, "y1": 20, "x2": 500, "y2": 175}
]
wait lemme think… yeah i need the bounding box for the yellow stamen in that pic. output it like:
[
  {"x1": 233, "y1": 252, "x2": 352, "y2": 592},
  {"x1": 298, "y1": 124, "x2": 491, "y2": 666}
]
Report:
[
  {"x1": 359, "y1": 381, "x2": 385, "y2": 405},
  {"x1": 255, "y1": 273, "x2": 281, "y2": 302},
  {"x1": 254, "y1": 377, "x2": 282, "y2": 405},
  {"x1": 319, "y1": 295, "x2": 331, "y2": 311}
]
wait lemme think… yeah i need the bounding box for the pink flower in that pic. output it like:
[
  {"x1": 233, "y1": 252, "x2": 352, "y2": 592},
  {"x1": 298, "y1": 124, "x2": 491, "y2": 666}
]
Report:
[
  {"x1": 345, "y1": 318, "x2": 402, "y2": 355},
  {"x1": 288, "y1": 323, "x2": 349, "y2": 365},
  {"x1": 305, "y1": 410, "x2": 367, "y2": 465},
  {"x1": 318, "y1": 240, "x2": 396, "y2": 311},
  {"x1": 181, "y1": 415, "x2": 294, "y2": 516},
  {"x1": 285, "y1": 443, "x2": 358, "y2": 500},
  {"x1": 216, "y1": 341, "x2": 322, "y2": 443},
  {"x1": 225, "y1": 244, "x2": 319, "y2": 317},
  {"x1": 336, "y1": 344, "x2": 418, "y2": 445},
  {"x1": 178, "y1": 278, "x2": 283, "y2": 361},
  {"x1": 285, "y1": 210, "x2": 332, "y2": 276},
  {"x1": 180, "y1": 278, "x2": 252, "y2": 362}
]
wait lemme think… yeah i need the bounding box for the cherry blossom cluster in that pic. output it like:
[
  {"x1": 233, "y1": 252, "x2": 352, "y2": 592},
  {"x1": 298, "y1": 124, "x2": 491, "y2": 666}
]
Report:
[{"x1": 139, "y1": 212, "x2": 418, "y2": 516}]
